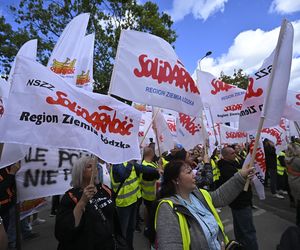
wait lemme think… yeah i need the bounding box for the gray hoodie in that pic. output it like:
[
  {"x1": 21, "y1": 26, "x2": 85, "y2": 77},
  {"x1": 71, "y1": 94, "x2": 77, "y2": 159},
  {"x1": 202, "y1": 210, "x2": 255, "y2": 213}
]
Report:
[{"x1": 156, "y1": 172, "x2": 247, "y2": 250}]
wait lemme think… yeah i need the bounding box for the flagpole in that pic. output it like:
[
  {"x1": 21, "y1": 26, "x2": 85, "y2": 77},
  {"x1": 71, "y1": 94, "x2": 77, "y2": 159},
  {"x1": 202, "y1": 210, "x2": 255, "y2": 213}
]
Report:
[
  {"x1": 244, "y1": 19, "x2": 287, "y2": 191},
  {"x1": 90, "y1": 156, "x2": 98, "y2": 185},
  {"x1": 294, "y1": 121, "x2": 300, "y2": 137},
  {"x1": 0, "y1": 143, "x2": 3, "y2": 160},
  {"x1": 139, "y1": 108, "x2": 160, "y2": 147},
  {"x1": 200, "y1": 113, "x2": 208, "y2": 155}
]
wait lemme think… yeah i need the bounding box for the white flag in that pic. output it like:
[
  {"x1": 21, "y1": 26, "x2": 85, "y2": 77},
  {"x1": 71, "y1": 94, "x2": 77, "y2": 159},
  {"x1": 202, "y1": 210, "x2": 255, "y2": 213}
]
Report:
[
  {"x1": 197, "y1": 70, "x2": 245, "y2": 123},
  {"x1": 47, "y1": 13, "x2": 90, "y2": 85},
  {"x1": 283, "y1": 90, "x2": 300, "y2": 121},
  {"x1": 243, "y1": 146, "x2": 266, "y2": 200},
  {"x1": 109, "y1": 30, "x2": 203, "y2": 116},
  {"x1": 8, "y1": 39, "x2": 38, "y2": 83},
  {"x1": 152, "y1": 107, "x2": 175, "y2": 153},
  {"x1": 0, "y1": 56, "x2": 142, "y2": 164},
  {"x1": 138, "y1": 111, "x2": 155, "y2": 147},
  {"x1": 176, "y1": 113, "x2": 204, "y2": 150},
  {"x1": 219, "y1": 124, "x2": 247, "y2": 145},
  {"x1": 75, "y1": 33, "x2": 95, "y2": 91},
  {"x1": 239, "y1": 20, "x2": 294, "y2": 131}
]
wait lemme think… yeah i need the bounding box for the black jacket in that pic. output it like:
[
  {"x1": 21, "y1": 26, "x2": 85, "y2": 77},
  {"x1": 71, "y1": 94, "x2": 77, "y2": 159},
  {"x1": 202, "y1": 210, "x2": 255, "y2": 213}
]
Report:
[
  {"x1": 0, "y1": 167, "x2": 16, "y2": 216},
  {"x1": 218, "y1": 159, "x2": 252, "y2": 209},
  {"x1": 55, "y1": 184, "x2": 115, "y2": 250},
  {"x1": 264, "y1": 144, "x2": 277, "y2": 170}
]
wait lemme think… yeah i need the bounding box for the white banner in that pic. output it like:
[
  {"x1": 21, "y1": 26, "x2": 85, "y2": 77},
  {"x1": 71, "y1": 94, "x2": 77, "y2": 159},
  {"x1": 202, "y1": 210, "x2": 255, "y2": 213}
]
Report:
[
  {"x1": 75, "y1": 33, "x2": 94, "y2": 91},
  {"x1": 177, "y1": 113, "x2": 204, "y2": 150},
  {"x1": 47, "y1": 13, "x2": 90, "y2": 85},
  {"x1": 246, "y1": 137, "x2": 266, "y2": 200},
  {"x1": 153, "y1": 107, "x2": 175, "y2": 153},
  {"x1": 197, "y1": 70, "x2": 245, "y2": 123},
  {"x1": 163, "y1": 113, "x2": 177, "y2": 139},
  {"x1": 283, "y1": 90, "x2": 300, "y2": 121},
  {"x1": 138, "y1": 111, "x2": 155, "y2": 147},
  {"x1": 0, "y1": 56, "x2": 142, "y2": 164},
  {"x1": 8, "y1": 39, "x2": 38, "y2": 83},
  {"x1": 239, "y1": 20, "x2": 294, "y2": 131},
  {"x1": 0, "y1": 77, "x2": 29, "y2": 169},
  {"x1": 16, "y1": 147, "x2": 91, "y2": 201},
  {"x1": 219, "y1": 124, "x2": 247, "y2": 145},
  {"x1": 109, "y1": 30, "x2": 203, "y2": 116}
]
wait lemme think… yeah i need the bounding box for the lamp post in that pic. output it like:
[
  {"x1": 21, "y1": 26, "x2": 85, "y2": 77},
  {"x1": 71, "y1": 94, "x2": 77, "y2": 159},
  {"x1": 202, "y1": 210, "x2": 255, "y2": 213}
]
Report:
[{"x1": 198, "y1": 51, "x2": 212, "y2": 70}]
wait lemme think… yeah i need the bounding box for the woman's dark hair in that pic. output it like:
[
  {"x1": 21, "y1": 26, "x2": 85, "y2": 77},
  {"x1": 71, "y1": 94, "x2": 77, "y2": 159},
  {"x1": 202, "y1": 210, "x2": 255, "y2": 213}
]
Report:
[{"x1": 158, "y1": 160, "x2": 186, "y2": 199}]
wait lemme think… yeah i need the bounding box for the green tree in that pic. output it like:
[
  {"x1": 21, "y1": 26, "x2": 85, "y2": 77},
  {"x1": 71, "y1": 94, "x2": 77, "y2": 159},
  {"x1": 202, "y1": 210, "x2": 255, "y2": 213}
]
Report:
[
  {"x1": 219, "y1": 68, "x2": 249, "y2": 90},
  {"x1": 1, "y1": 0, "x2": 177, "y2": 93}
]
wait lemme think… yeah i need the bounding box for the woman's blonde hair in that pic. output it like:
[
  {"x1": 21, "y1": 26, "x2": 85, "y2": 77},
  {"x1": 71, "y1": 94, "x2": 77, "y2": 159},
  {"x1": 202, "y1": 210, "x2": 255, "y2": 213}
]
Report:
[{"x1": 71, "y1": 155, "x2": 99, "y2": 188}]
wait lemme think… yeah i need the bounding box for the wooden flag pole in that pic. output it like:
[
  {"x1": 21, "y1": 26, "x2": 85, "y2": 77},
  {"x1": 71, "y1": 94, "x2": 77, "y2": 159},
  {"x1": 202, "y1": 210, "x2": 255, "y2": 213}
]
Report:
[
  {"x1": 0, "y1": 143, "x2": 4, "y2": 161},
  {"x1": 244, "y1": 19, "x2": 287, "y2": 191},
  {"x1": 139, "y1": 108, "x2": 160, "y2": 147},
  {"x1": 90, "y1": 156, "x2": 98, "y2": 185},
  {"x1": 244, "y1": 117, "x2": 264, "y2": 191}
]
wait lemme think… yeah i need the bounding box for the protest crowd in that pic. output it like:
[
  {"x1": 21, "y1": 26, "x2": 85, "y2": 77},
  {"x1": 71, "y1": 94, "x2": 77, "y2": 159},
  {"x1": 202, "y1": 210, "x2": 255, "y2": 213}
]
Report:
[{"x1": 0, "y1": 12, "x2": 300, "y2": 250}]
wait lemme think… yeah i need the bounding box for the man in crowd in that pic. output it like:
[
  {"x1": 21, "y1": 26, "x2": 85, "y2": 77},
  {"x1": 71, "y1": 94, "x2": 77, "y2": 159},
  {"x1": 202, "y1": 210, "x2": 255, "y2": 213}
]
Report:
[{"x1": 218, "y1": 146, "x2": 258, "y2": 250}]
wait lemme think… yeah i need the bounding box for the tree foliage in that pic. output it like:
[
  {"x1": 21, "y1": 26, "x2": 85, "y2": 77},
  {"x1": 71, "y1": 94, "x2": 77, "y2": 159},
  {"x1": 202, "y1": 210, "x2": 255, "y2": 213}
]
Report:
[
  {"x1": 0, "y1": 0, "x2": 177, "y2": 93},
  {"x1": 219, "y1": 68, "x2": 249, "y2": 90}
]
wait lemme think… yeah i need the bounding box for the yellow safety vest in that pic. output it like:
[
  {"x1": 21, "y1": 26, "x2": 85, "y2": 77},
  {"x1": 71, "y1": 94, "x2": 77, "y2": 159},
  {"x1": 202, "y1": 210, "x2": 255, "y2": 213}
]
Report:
[
  {"x1": 110, "y1": 162, "x2": 141, "y2": 207},
  {"x1": 155, "y1": 189, "x2": 229, "y2": 250},
  {"x1": 162, "y1": 157, "x2": 169, "y2": 168},
  {"x1": 276, "y1": 152, "x2": 286, "y2": 176},
  {"x1": 211, "y1": 156, "x2": 220, "y2": 182},
  {"x1": 141, "y1": 160, "x2": 158, "y2": 201}
]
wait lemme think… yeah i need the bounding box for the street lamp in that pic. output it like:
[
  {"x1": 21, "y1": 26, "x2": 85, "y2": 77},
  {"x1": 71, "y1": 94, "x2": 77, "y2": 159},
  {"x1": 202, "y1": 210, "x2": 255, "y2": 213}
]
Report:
[{"x1": 198, "y1": 51, "x2": 212, "y2": 70}]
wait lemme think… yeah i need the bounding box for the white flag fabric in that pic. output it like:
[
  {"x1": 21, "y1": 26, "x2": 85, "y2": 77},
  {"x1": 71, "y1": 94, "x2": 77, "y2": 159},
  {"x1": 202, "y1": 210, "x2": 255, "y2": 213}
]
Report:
[
  {"x1": 260, "y1": 119, "x2": 288, "y2": 153},
  {"x1": 0, "y1": 78, "x2": 29, "y2": 169},
  {"x1": 138, "y1": 111, "x2": 155, "y2": 147},
  {"x1": 75, "y1": 33, "x2": 95, "y2": 91},
  {"x1": 47, "y1": 13, "x2": 90, "y2": 85},
  {"x1": 283, "y1": 90, "x2": 300, "y2": 121},
  {"x1": 239, "y1": 20, "x2": 294, "y2": 131},
  {"x1": 8, "y1": 39, "x2": 38, "y2": 83},
  {"x1": 16, "y1": 146, "x2": 92, "y2": 201},
  {"x1": 163, "y1": 113, "x2": 177, "y2": 139},
  {"x1": 243, "y1": 145, "x2": 266, "y2": 200},
  {"x1": 152, "y1": 107, "x2": 175, "y2": 153},
  {"x1": 109, "y1": 30, "x2": 203, "y2": 116},
  {"x1": 197, "y1": 70, "x2": 245, "y2": 123},
  {"x1": 177, "y1": 113, "x2": 204, "y2": 150},
  {"x1": 0, "y1": 56, "x2": 142, "y2": 164},
  {"x1": 219, "y1": 124, "x2": 247, "y2": 145}
]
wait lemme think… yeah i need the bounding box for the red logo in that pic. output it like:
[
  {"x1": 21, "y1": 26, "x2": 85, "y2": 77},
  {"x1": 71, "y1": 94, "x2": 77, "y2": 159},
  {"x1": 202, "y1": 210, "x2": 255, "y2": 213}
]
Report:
[
  {"x1": 211, "y1": 79, "x2": 235, "y2": 95},
  {"x1": 225, "y1": 131, "x2": 247, "y2": 139},
  {"x1": 166, "y1": 119, "x2": 176, "y2": 132},
  {"x1": 224, "y1": 104, "x2": 242, "y2": 112},
  {"x1": 133, "y1": 54, "x2": 200, "y2": 95},
  {"x1": 244, "y1": 78, "x2": 263, "y2": 101},
  {"x1": 179, "y1": 113, "x2": 201, "y2": 135},
  {"x1": 249, "y1": 140, "x2": 266, "y2": 172},
  {"x1": 50, "y1": 58, "x2": 76, "y2": 75},
  {"x1": 46, "y1": 91, "x2": 134, "y2": 136},
  {"x1": 261, "y1": 128, "x2": 282, "y2": 146}
]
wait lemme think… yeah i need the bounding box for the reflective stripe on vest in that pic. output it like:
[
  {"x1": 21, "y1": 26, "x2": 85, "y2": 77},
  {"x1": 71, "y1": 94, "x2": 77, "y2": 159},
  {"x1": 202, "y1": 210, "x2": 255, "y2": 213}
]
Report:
[
  {"x1": 110, "y1": 162, "x2": 141, "y2": 207},
  {"x1": 141, "y1": 160, "x2": 158, "y2": 201},
  {"x1": 162, "y1": 158, "x2": 169, "y2": 168},
  {"x1": 276, "y1": 152, "x2": 286, "y2": 176},
  {"x1": 155, "y1": 189, "x2": 229, "y2": 249}
]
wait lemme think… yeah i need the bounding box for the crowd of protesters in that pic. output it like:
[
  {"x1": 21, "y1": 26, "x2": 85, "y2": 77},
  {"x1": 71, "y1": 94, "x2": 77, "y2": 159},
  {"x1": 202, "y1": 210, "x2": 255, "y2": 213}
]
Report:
[{"x1": 0, "y1": 138, "x2": 300, "y2": 250}]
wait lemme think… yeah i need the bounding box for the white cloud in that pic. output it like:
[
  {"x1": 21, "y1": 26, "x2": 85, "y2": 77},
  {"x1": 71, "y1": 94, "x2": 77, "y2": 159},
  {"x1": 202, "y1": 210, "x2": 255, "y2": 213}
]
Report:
[
  {"x1": 269, "y1": 0, "x2": 300, "y2": 14},
  {"x1": 167, "y1": 0, "x2": 228, "y2": 22},
  {"x1": 199, "y1": 20, "x2": 300, "y2": 91}
]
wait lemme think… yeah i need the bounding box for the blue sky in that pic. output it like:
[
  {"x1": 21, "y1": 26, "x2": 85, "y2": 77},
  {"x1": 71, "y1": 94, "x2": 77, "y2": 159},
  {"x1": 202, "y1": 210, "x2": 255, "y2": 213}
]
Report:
[
  {"x1": 149, "y1": 0, "x2": 300, "y2": 90},
  {"x1": 1, "y1": 0, "x2": 300, "y2": 89}
]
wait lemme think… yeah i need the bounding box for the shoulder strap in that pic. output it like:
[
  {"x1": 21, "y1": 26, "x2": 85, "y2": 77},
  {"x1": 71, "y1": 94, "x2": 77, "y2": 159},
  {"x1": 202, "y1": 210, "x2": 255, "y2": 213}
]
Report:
[{"x1": 155, "y1": 199, "x2": 190, "y2": 250}]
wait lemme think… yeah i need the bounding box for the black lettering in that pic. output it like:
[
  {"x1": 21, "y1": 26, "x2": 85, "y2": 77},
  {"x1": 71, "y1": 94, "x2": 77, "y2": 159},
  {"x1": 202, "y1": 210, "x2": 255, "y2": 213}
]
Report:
[
  {"x1": 24, "y1": 169, "x2": 40, "y2": 187},
  {"x1": 33, "y1": 79, "x2": 41, "y2": 86},
  {"x1": 62, "y1": 114, "x2": 71, "y2": 124},
  {"x1": 20, "y1": 111, "x2": 30, "y2": 121},
  {"x1": 46, "y1": 170, "x2": 57, "y2": 185},
  {"x1": 27, "y1": 79, "x2": 35, "y2": 86}
]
